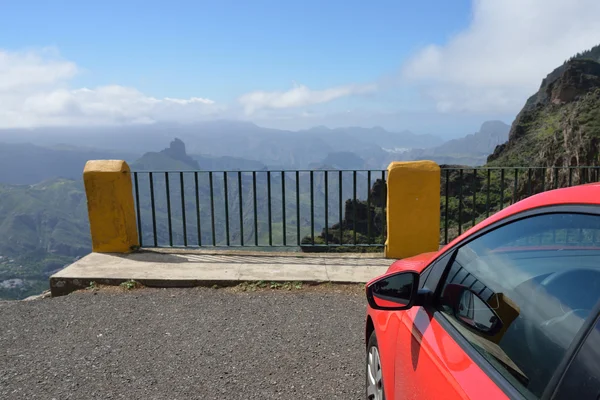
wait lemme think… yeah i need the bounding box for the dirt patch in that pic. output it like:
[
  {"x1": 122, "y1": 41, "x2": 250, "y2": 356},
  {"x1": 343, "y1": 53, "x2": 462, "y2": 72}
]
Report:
[
  {"x1": 72, "y1": 281, "x2": 366, "y2": 296},
  {"x1": 223, "y1": 281, "x2": 365, "y2": 295}
]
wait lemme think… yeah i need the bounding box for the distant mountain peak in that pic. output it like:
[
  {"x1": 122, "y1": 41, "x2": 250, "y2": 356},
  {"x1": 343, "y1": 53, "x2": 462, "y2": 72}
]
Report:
[
  {"x1": 159, "y1": 138, "x2": 199, "y2": 169},
  {"x1": 479, "y1": 120, "x2": 510, "y2": 132},
  {"x1": 307, "y1": 125, "x2": 330, "y2": 131}
]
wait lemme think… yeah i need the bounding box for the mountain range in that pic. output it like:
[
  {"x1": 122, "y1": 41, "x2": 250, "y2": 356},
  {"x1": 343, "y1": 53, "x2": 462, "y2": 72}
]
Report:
[
  {"x1": 0, "y1": 123, "x2": 516, "y2": 300},
  {"x1": 0, "y1": 119, "x2": 501, "y2": 174}
]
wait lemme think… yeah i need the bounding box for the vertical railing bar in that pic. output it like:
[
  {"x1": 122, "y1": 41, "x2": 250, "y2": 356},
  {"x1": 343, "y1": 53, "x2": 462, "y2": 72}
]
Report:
[
  {"x1": 209, "y1": 171, "x2": 216, "y2": 246},
  {"x1": 353, "y1": 171, "x2": 357, "y2": 246},
  {"x1": 339, "y1": 170, "x2": 343, "y2": 245},
  {"x1": 445, "y1": 169, "x2": 450, "y2": 244},
  {"x1": 267, "y1": 171, "x2": 272, "y2": 246},
  {"x1": 282, "y1": 171, "x2": 286, "y2": 246},
  {"x1": 253, "y1": 171, "x2": 258, "y2": 246},
  {"x1": 310, "y1": 171, "x2": 315, "y2": 245},
  {"x1": 180, "y1": 172, "x2": 187, "y2": 247},
  {"x1": 324, "y1": 171, "x2": 329, "y2": 246},
  {"x1": 224, "y1": 172, "x2": 230, "y2": 246},
  {"x1": 381, "y1": 170, "x2": 386, "y2": 245},
  {"x1": 527, "y1": 168, "x2": 532, "y2": 197},
  {"x1": 472, "y1": 169, "x2": 477, "y2": 228},
  {"x1": 367, "y1": 171, "x2": 372, "y2": 244},
  {"x1": 486, "y1": 169, "x2": 491, "y2": 218},
  {"x1": 149, "y1": 172, "x2": 157, "y2": 247},
  {"x1": 134, "y1": 172, "x2": 142, "y2": 247},
  {"x1": 569, "y1": 168, "x2": 573, "y2": 187},
  {"x1": 500, "y1": 169, "x2": 505, "y2": 211},
  {"x1": 194, "y1": 172, "x2": 201, "y2": 246},
  {"x1": 458, "y1": 169, "x2": 463, "y2": 236},
  {"x1": 513, "y1": 169, "x2": 518, "y2": 204},
  {"x1": 238, "y1": 171, "x2": 244, "y2": 246},
  {"x1": 296, "y1": 171, "x2": 300, "y2": 246},
  {"x1": 541, "y1": 168, "x2": 546, "y2": 193},
  {"x1": 165, "y1": 172, "x2": 173, "y2": 246}
]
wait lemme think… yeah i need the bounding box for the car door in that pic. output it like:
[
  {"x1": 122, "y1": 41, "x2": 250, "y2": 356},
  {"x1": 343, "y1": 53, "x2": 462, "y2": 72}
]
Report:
[{"x1": 393, "y1": 209, "x2": 600, "y2": 400}]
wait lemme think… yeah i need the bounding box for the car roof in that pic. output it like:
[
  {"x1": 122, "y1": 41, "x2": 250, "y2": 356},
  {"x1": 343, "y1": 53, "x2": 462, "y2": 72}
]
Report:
[{"x1": 443, "y1": 183, "x2": 600, "y2": 250}]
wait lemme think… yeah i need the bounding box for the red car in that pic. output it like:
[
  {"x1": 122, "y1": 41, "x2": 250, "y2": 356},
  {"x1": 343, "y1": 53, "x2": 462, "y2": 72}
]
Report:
[{"x1": 365, "y1": 183, "x2": 600, "y2": 400}]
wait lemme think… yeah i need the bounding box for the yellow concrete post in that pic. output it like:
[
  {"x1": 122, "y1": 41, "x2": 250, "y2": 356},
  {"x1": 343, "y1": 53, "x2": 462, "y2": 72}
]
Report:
[
  {"x1": 83, "y1": 160, "x2": 139, "y2": 253},
  {"x1": 385, "y1": 161, "x2": 440, "y2": 259}
]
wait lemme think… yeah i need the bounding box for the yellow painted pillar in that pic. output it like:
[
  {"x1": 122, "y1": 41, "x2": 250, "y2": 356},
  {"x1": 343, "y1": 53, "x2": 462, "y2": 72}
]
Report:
[
  {"x1": 83, "y1": 160, "x2": 139, "y2": 253},
  {"x1": 385, "y1": 161, "x2": 440, "y2": 259}
]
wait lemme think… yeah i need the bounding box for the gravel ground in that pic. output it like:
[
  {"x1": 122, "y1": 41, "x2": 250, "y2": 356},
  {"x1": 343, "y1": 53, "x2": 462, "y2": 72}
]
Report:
[{"x1": 0, "y1": 286, "x2": 367, "y2": 400}]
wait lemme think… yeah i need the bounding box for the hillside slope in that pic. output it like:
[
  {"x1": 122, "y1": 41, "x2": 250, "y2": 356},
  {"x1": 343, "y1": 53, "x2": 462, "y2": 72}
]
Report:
[
  {"x1": 0, "y1": 179, "x2": 89, "y2": 299},
  {"x1": 489, "y1": 45, "x2": 600, "y2": 169},
  {"x1": 488, "y1": 59, "x2": 600, "y2": 170}
]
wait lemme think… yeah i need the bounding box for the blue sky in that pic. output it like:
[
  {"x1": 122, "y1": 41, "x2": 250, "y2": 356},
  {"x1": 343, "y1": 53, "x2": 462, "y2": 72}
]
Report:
[{"x1": 1, "y1": 0, "x2": 599, "y2": 137}]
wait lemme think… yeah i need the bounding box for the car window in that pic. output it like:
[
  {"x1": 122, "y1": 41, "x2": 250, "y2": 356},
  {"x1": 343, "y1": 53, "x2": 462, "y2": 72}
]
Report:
[
  {"x1": 420, "y1": 252, "x2": 453, "y2": 291},
  {"x1": 554, "y1": 313, "x2": 600, "y2": 400},
  {"x1": 437, "y1": 213, "x2": 600, "y2": 399}
]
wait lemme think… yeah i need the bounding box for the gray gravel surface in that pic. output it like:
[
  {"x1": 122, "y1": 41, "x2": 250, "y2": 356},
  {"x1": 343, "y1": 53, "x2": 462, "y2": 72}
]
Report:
[{"x1": 0, "y1": 287, "x2": 367, "y2": 399}]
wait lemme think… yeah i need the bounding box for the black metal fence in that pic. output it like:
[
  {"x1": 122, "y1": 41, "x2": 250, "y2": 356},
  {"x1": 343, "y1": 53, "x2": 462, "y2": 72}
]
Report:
[
  {"x1": 441, "y1": 166, "x2": 600, "y2": 244},
  {"x1": 132, "y1": 166, "x2": 600, "y2": 251},
  {"x1": 132, "y1": 169, "x2": 388, "y2": 249}
]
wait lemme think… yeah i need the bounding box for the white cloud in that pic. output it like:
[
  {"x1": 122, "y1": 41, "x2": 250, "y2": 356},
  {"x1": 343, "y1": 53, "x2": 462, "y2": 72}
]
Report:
[
  {"x1": 402, "y1": 0, "x2": 600, "y2": 113},
  {"x1": 0, "y1": 49, "x2": 219, "y2": 128},
  {"x1": 238, "y1": 82, "x2": 376, "y2": 115},
  {"x1": 0, "y1": 48, "x2": 77, "y2": 92},
  {"x1": 0, "y1": 48, "x2": 374, "y2": 128},
  {"x1": 163, "y1": 97, "x2": 215, "y2": 105}
]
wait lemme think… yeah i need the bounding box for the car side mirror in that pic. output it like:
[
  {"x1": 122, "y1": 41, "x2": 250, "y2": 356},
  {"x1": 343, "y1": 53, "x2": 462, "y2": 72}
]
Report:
[
  {"x1": 366, "y1": 271, "x2": 420, "y2": 311},
  {"x1": 443, "y1": 283, "x2": 503, "y2": 336}
]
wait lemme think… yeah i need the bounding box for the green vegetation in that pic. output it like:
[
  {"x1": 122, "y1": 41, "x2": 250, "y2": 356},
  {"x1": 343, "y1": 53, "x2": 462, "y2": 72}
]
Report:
[
  {"x1": 0, "y1": 178, "x2": 90, "y2": 300},
  {"x1": 119, "y1": 279, "x2": 141, "y2": 290}
]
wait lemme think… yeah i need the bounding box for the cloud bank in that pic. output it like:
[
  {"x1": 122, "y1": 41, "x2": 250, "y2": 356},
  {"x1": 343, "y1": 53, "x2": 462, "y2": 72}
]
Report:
[
  {"x1": 0, "y1": 48, "x2": 371, "y2": 128},
  {"x1": 0, "y1": 49, "x2": 222, "y2": 128},
  {"x1": 402, "y1": 0, "x2": 600, "y2": 113},
  {"x1": 238, "y1": 83, "x2": 376, "y2": 115}
]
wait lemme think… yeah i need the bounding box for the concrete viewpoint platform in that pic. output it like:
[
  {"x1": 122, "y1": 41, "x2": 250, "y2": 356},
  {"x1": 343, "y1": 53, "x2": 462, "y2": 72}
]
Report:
[{"x1": 49, "y1": 250, "x2": 394, "y2": 296}]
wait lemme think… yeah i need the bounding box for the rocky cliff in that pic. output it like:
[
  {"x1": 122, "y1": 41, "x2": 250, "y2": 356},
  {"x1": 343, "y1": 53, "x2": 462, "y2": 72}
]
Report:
[
  {"x1": 160, "y1": 138, "x2": 200, "y2": 169},
  {"x1": 488, "y1": 45, "x2": 600, "y2": 169}
]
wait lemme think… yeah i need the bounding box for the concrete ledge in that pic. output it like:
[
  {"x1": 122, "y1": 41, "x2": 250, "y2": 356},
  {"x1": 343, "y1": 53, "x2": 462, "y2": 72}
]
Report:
[
  {"x1": 144, "y1": 248, "x2": 387, "y2": 258},
  {"x1": 50, "y1": 251, "x2": 393, "y2": 297}
]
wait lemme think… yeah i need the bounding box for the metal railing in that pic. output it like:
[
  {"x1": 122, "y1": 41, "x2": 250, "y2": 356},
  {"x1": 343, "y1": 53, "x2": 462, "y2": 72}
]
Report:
[
  {"x1": 441, "y1": 166, "x2": 600, "y2": 244},
  {"x1": 132, "y1": 165, "x2": 600, "y2": 251},
  {"x1": 132, "y1": 169, "x2": 387, "y2": 249}
]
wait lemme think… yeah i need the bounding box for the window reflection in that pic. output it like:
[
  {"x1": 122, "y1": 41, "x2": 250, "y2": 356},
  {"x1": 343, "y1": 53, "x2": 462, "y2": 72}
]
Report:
[{"x1": 371, "y1": 274, "x2": 414, "y2": 307}]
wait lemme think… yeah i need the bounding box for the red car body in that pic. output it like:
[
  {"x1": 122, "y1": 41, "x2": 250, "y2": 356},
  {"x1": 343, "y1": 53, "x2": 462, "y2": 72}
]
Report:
[{"x1": 365, "y1": 183, "x2": 600, "y2": 400}]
